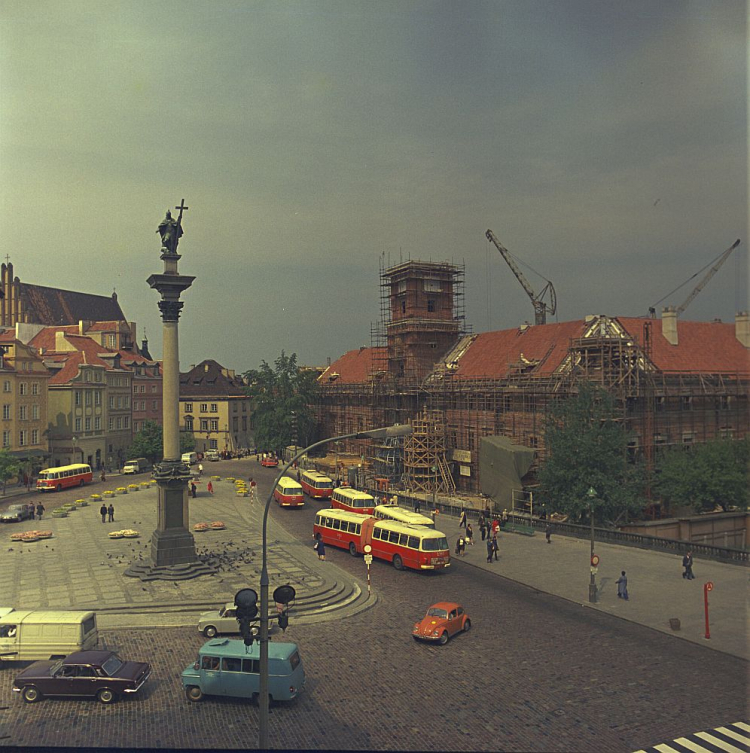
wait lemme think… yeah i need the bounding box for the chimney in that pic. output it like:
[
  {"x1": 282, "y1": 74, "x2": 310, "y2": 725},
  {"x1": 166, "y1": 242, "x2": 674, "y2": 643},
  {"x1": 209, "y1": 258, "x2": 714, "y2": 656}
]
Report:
[
  {"x1": 661, "y1": 306, "x2": 678, "y2": 346},
  {"x1": 736, "y1": 311, "x2": 750, "y2": 347}
]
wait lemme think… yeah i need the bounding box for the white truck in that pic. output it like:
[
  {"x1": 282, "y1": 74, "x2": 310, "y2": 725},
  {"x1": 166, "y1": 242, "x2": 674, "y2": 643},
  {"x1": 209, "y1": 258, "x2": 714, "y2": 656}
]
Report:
[{"x1": 0, "y1": 607, "x2": 98, "y2": 661}]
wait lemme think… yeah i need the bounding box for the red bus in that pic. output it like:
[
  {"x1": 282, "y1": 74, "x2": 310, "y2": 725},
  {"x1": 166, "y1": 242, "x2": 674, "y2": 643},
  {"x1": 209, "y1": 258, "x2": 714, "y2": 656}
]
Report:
[
  {"x1": 313, "y1": 509, "x2": 451, "y2": 571},
  {"x1": 300, "y1": 470, "x2": 334, "y2": 500},
  {"x1": 36, "y1": 463, "x2": 93, "y2": 492},
  {"x1": 273, "y1": 476, "x2": 305, "y2": 508},
  {"x1": 331, "y1": 487, "x2": 376, "y2": 515}
]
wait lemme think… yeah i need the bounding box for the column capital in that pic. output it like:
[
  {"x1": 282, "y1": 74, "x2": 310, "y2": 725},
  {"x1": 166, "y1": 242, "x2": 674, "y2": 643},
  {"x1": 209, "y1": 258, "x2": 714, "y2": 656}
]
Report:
[{"x1": 158, "y1": 300, "x2": 184, "y2": 322}]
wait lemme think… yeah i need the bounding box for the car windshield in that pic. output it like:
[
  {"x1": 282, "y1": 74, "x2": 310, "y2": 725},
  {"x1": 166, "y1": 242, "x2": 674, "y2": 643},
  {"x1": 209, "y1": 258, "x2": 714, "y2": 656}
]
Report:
[
  {"x1": 421, "y1": 536, "x2": 448, "y2": 551},
  {"x1": 101, "y1": 655, "x2": 124, "y2": 676},
  {"x1": 9, "y1": 505, "x2": 23, "y2": 512},
  {"x1": 427, "y1": 607, "x2": 448, "y2": 619},
  {"x1": 49, "y1": 659, "x2": 64, "y2": 674}
]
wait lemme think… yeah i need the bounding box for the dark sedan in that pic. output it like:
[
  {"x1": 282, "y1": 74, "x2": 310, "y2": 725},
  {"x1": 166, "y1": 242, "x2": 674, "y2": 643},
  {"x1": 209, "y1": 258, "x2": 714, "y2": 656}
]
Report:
[
  {"x1": 13, "y1": 650, "x2": 151, "y2": 704},
  {"x1": 0, "y1": 504, "x2": 33, "y2": 523}
]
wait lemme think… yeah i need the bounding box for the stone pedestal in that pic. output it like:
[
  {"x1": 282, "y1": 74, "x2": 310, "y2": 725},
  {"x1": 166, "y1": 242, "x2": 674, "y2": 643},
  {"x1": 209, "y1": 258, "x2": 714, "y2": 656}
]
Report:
[{"x1": 151, "y1": 460, "x2": 194, "y2": 566}]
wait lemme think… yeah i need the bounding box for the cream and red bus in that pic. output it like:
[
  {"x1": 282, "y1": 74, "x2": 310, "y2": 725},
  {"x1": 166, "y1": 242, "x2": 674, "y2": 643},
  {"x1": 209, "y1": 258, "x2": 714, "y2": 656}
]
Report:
[
  {"x1": 373, "y1": 505, "x2": 435, "y2": 529},
  {"x1": 331, "y1": 487, "x2": 376, "y2": 515},
  {"x1": 313, "y1": 509, "x2": 450, "y2": 571},
  {"x1": 300, "y1": 470, "x2": 334, "y2": 500},
  {"x1": 36, "y1": 464, "x2": 93, "y2": 492},
  {"x1": 273, "y1": 476, "x2": 305, "y2": 508}
]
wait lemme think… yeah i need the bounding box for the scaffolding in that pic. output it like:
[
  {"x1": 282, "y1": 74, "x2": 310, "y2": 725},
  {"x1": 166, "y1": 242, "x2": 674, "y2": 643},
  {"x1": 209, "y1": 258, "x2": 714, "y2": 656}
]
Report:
[{"x1": 402, "y1": 409, "x2": 456, "y2": 494}]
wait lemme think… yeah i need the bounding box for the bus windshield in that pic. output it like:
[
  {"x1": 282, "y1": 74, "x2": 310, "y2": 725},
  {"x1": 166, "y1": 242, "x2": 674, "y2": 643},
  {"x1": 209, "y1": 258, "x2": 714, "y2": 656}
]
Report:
[{"x1": 421, "y1": 536, "x2": 449, "y2": 551}]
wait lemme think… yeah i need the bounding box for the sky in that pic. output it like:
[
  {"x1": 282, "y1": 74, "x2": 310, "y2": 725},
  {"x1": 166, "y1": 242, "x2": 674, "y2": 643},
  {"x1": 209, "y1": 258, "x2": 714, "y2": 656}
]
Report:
[{"x1": 1, "y1": 0, "x2": 747, "y2": 373}]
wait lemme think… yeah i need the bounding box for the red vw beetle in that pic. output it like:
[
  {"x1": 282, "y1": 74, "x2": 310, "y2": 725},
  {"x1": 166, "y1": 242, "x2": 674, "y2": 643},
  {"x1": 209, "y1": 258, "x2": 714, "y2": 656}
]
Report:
[{"x1": 412, "y1": 602, "x2": 471, "y2": 645}]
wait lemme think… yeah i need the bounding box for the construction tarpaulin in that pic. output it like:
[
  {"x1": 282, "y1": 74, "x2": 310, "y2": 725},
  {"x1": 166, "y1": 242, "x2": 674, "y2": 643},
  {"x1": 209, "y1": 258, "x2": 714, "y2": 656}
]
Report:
[{"x1": 479, "y1": 436, "x2": 535, "y2": 509}]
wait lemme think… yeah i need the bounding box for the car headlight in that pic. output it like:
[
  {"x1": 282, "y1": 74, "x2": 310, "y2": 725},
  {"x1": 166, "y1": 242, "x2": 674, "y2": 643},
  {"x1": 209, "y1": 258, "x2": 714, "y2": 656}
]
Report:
[{"x1": 432, "y1": 629, "x2": 440, "y2": 636}]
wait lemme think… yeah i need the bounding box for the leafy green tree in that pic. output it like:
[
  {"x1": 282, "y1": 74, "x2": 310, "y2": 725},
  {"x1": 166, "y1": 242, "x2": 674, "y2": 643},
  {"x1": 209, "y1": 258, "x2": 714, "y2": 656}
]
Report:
[
  {"x1": 537, "y1": 382, "x2": 643, "y2": 524},
  {"x1": 0, "y1": 449, "x2": 20, "y2": 496},
  {"x1": 243, "y1": 351, "x2": 319, "y2": 453},
  {"x1": 654, "y1": 438, "x2": 749, "y2": 513},
  {"x1": 127, "y1": 420, "x2": 196, "y2": 464}
]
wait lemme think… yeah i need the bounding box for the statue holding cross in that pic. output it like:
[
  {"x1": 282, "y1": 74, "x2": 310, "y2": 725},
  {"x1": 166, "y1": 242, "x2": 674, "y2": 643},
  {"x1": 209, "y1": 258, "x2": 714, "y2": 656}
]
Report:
[{"x1": 157, "y1": 199, "x2": 188, "y2": 254}]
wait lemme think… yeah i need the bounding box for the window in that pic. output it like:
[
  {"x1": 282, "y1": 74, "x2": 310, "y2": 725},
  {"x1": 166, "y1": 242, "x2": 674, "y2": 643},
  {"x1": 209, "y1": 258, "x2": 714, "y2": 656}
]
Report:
[
  {"x1": 152, "y1": 400, "x2": 157, "y2": 410},
  {"x1": 94, "y1": 417, "x2": 101, "y2": 430},
  {"x1": 75, "y1": 418, "x2": 82, "y2": 432},
  {"x1": 123, "y1": 417, "x2": 129, "y2": 429},
  {"x1": 682, "y1": 432, "x2": 694, "y2": 445},
  {"x1": 200, "y1": 419, "x2": 208, "y2": 432},
  {"x1": 19, "y1": 383, "x2": 27, "y2": 396},
  {"x1": 719, "y1": 427, "x2": 735, "y2": 439},
  {"x1": 116, "y1": 417, "x2": 122, "y2": 430},
  {"x1": 151, "y1": 385, "x2": 157, "y2": 393},
  {"x1": 424, "y1": 279, "x2": 440, "y2": 292},
  {"x1": 210, "y1": 403, "x2": 218, "y2": 413},
  {"x1": 427, "y1": 299, "x2": 435, "y2": 312},
  {"x1": 95, "y1": 392, "x2": 101, "y2": 406},
  {"x1": 200, "y1": 403, "x2": 208, "y2": 413},
  {"x1": 401, "y1": 300, "x2": 406, "y2": 314},
  {"x1": 109, "y1": 417, "x2": 114, "y2": 431},
  {"x1": 32, "y1": 404, "x2": 39, "y2": 420},
  {"x1": 185, "y1": 402, "x2": 193, "y2": 413},
  {"x1": 85, "y1": 391, "x2": 92, "y2": 406},
  {"x1": 1, "y1": 431, "x2": 8, "y2": 447},
  {"x1": 2, "y1": 381, "x2": 10, "y2": 393},
  {"x1": 222, "y1": 657, "x2": 242, "y2": 672},
  {"x1": 31, "y1": 429, "x2": 38, "y2": 445},
  {"x1": 209, "y1": 439, "x2": 218, "y2": 449},
  {"x1": 201, "y1": 656, "x2": 220, "y2": 671},
  {"x1": 85, "y1": 418, "x2": 91, "y2": 431},
  {"x1": 3, "y1": 405, "x2": 11, "y2": 420},
  {"x1": 19, "y1": 430, "x2": 26, "y2": 447},
  {"x1": 210, "y1": 420, "x2": 218, "y2": 431},
  {"x1": 185, "y1": 417, "x2": 193, "y2": 431},
  {"x1": 242, "y1": 658, "x2": 260, "y2": 674},
  {"x1": 109, "y1": 396, "x2": 115, "y2": 409},
  {"x1": 682, "y1": 396, "x2": 693, "y2": 411},
  {"x1": 31, "y1": 382, "x2": 39, "y2": 396}
]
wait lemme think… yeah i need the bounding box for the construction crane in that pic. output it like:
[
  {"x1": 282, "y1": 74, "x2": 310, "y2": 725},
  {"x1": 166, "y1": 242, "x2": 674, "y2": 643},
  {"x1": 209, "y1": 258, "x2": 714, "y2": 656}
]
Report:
[
  {"x1": 485, "y1": 229, "x2": 557, "y2": 325},
  {"x1": 649, "y1": 239, "x2": 742, "y2": 317}
]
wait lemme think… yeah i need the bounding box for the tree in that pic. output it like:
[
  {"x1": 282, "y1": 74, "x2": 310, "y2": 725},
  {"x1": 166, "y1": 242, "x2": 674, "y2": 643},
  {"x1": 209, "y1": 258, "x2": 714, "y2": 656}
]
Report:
[
  {"x1": 0, "y1": 449, "x2": 20, "y2": 496},
  {"x1": 654, "y1": 438, "x2": 749, "y2": 513},
  {"x1": 127, "y1": 421, "x2": 196, "y2": 464},
  {"x1": 243, "y1": 351, "x2": 319, "y2": 453},
  {"x1": 537, "y1": 382, "x2": 643, "y2": 523}
]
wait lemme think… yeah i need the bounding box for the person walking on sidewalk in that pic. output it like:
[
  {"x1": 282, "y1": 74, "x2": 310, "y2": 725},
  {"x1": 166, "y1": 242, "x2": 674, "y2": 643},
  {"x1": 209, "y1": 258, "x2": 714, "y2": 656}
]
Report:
[
  {"x1": 36, "y1": 503, "x2": 44, "y2": 520},
  {"x1": 465, "y1": 523, "x2": 474, "y2": 546},
  {"x1": 190, "y1": 481, "x2": 197, "y2": 499},
  {"x1": 682, "y1": 550, "x2": 695, "y2": 580},
  {"x1": 313, "y1": 533, "x2": 325, "y2": 561},
  {"x1": 479, "y1": 516, "x2": 487, "y2": 541},
  {"x1": 459, "y1": 509, "x2": 467, "y2": 528},
  {"x1": 545, "y1": 523, "x2": 551, "y2": 544},
  {"x1": 100, "y1": 503, "x2": 107, "y2": 523},
  {"x1": 486, "y1": 537, "x2": 494, "y2": 563},
  {"x1": 491, "y1": 533, "x2": 499, "y2": 561},
  {"x1": 207, "y1": 480, "x2": 214, "y2": 494},
  {"x1": 107, "y1": 504, "x2": 115, "y2": 522},
  {"x1": 27, "y1": 503, "x2": 35, "y2": 520},
  {"x1": 616, "y1": 571, "x2": 629, "y2": 600}
]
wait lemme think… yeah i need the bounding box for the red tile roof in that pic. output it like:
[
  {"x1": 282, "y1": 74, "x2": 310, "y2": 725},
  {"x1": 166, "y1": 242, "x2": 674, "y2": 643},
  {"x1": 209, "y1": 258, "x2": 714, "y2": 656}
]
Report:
[
  {"x1": 617, "y1": 318, "x2": 750, "y2": 375},
  {"x1": 319, "y1": 347, "x2": 387, "y2": 384}
]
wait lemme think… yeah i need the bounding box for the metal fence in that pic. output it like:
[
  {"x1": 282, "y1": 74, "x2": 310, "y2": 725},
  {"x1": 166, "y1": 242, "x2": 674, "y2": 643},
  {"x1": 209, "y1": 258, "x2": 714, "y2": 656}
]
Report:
[{"x1": 366, "y1": 488, "x2": 748, "y2": 566}]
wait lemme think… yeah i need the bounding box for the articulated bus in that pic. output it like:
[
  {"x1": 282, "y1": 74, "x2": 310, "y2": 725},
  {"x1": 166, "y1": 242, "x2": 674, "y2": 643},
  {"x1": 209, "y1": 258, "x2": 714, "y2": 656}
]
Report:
[
  {"x1": 36, "y1": 464, "x2": 93, "y2": 492},
  {"x1": 313, "y1": 509, "x2": 450, "y2": 571},
  {"x1": 373, "y1": 505, "x2": 435, "y2": 529},
  {"x1": 273, "y1": 476, "x2": 305, "y2": 508},
  {"x1": 300, "y1": 470, "x2": 334, "y2": 500},
  {"x1": 331, "y1": 487, "x2": 376, "y2": 515}
]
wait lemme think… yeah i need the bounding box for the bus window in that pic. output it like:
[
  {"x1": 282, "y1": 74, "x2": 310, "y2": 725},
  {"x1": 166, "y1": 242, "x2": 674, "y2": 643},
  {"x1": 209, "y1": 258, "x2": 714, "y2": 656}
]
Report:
[
  {"x1": 421, "y1": 536, "x2": 449, "y2": 551},
  {"x1": 408, "y1": 536, "x2": 419, "y2": 549},
  {"x1": 398, "y1": 533, "x2": 409, "y2": 546},
  {"x1": 202, "y1": 656, "x2": 220, "y2": 671},
  {"x1": 389, "y1": 531, "x2": 400, "y2": 544},
  {"x1": 332, "y1": 520, "x2": 341, "y2": 530},
  {"x1": 324, "y1": 517, "x2": 332, "y2": 528},
  {"x1": 222, "y1": 657, "x2": 241, "y2": 672}
]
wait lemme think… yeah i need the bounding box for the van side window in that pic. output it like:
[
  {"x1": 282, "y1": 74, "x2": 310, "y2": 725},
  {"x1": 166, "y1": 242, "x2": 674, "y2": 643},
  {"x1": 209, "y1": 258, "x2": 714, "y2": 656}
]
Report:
[
  {"x1": 201, "y1": 656, "x2": 220, "y2": 671},
  {"x1": 0, "y1": 625, "x2": 17, "y2": 638},
  {"x1": 222, "y1": 657, "x2": 241, "y2": 672},
  {"x1": 242, "y1": 658, "x2": 260, "y2": 674},
  {"x1": 289, "y1": 651, "x2": 301, "y2": 670}
]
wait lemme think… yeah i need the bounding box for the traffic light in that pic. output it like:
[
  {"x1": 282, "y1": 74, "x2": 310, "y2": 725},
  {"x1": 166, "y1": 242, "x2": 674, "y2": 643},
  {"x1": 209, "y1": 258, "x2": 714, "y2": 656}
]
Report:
[
  {"x1": 234, "y1": 588, "x2": 258, "y2": 646},
  {"x1": 274, "y1": 585, "x2": 295, "y2": 633},
  {"x1": 277, "y1": 611, "x2": 288, "y2": 631}
]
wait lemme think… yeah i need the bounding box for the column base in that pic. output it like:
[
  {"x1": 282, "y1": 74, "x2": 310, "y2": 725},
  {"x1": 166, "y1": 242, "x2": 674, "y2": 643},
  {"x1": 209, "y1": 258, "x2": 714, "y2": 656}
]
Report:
[{"x1": 150, "y1": 527, "x2": 198, "y2": 567}]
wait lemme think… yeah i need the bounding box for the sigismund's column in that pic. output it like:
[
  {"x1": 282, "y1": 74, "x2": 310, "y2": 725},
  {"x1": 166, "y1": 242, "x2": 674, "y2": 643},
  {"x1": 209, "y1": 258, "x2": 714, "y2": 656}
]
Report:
[{"x1": 146, "y1": 201, "x2": 197, "y2": 567}]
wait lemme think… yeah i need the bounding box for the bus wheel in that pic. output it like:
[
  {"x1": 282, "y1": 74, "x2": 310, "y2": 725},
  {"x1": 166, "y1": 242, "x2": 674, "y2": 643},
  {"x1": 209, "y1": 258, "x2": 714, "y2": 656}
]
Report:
[
  {"x1": 392, "y1": 554, "x2": 403, "y2": 570},
  {"x1": 348, "y1": 542, "x2": 357, "y2": 557},
  {"x1": 438, "y1": 631, "x2": 449, "y2": 645},
  {"x1": 185, "y1": 686, "x2": 203, "y2": 702}
]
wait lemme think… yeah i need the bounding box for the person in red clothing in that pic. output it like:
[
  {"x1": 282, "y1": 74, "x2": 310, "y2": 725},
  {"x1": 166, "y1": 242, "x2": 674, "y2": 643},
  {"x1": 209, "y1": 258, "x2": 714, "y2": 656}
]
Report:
[{"x1": 207, "y1": 480, "x2": 214, "y2": 494}]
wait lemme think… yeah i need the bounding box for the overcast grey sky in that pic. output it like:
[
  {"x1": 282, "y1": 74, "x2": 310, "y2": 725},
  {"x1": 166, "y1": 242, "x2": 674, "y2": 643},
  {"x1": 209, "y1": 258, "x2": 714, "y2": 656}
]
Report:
[{"x1": 2, "y1": 0, "x2": 746, "y2": 372}]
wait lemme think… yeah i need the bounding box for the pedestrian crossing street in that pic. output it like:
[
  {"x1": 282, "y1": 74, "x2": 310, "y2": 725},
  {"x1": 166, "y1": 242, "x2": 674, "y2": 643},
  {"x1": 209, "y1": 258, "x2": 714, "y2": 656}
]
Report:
[{"x1": 634, "y1": 721, "x2": 750, "y2": 753}]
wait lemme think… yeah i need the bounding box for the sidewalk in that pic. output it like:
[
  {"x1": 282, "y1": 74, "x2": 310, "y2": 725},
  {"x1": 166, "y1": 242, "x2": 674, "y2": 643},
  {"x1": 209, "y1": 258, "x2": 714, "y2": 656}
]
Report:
[{"x1": 444, "y1": 514, "x2": 749, "y2": 659}]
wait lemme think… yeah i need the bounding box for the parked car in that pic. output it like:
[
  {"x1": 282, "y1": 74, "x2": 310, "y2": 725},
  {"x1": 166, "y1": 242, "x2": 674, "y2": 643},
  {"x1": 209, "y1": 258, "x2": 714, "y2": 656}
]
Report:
[
  {"x1": 261, "y1": 456, "x2": 279, "y2": 468},
  {"x1": 204, "y1": 450, "x2": 221, "y2": 462},
  {"x1": 412, "y1": 602, "x2": 471, "y2": 645},
  {"x1": 197, "y1": 603, "x2": 262, "y2": 640},
  {"x1": 0, "y1": 505, "x2": 32, "y2": 524},
  {"x1": 13, "y1": 650, "x2": 151, "y2": 704}
]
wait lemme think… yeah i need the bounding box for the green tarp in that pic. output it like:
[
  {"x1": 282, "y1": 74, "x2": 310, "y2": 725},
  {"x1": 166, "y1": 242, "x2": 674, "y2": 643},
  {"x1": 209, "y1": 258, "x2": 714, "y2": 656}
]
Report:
[{"x1": 479, "y1": 436, "x2": 535, "y2": 510}]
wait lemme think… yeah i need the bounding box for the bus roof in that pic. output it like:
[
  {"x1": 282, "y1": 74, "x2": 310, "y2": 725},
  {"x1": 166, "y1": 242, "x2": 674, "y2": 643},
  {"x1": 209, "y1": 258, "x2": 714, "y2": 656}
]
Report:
[
  {"x1": 374, "y1": 505, "x2": 434, "y2": 525},
  {"x1": 374, "y1": 519, "x2": 446, "y2": 538},
  {"x1": 277, "y1": 476, "x2": 303, "y2": 488},
  {"x1": 39, "y1": 464, "x2": 91, "y2": 475},
  {"x1": 199, "y1": 638, "x2": 299, "y2": 660},
  {"x1": 316, "y1": 508, "x2": 370, "y2": 522},
  {"x1": 333, "y1": 487, "x2": 373, "y2": 500},
  {"x1": 303, "y1": 470, "x2": 333, "y2": 482}
]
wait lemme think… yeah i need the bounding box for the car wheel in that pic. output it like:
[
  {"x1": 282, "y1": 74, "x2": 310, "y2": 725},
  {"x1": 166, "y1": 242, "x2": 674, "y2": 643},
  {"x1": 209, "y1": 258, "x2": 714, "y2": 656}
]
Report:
[
  {"x1": 438, "y1": 631, "x2": 449, "y2": 645},
  {"x1": 97, "y1": 688, "x2": 117, "y2": 704},
  {"x1": 348, "y1": 542, "x2": 357, "y2": 557},
  {"x1": 463, "y1": 619, "x2": 471, "y2": 633},
  {"x1": 203, "y1": 625, "x2": 217, "y2": 638},
  {"x1": 22, "y1": 686, "x2": 42, "y2": 703},
  {"x1": 185, "y1": 686, "x2": 203, "y2": 702},
  {"x1": 392, "y1": 554, "x2": 403, "y2": 570}
]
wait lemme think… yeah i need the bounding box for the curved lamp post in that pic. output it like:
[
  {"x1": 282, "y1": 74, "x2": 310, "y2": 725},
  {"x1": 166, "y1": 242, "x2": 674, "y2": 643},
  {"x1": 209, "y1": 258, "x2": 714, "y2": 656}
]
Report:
[
  {"x1": 258, "y1": 423, "x2": 412, "y2": 749},
  {"x1": 587, "y1": 486, "x2": 598, "y2": 603}
]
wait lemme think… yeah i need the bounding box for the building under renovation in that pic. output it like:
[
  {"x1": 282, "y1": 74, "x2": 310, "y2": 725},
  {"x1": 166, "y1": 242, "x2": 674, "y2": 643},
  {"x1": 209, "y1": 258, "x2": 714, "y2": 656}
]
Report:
[{"x1": 314, "y1": 259, "x2": 750, "y2": 502}]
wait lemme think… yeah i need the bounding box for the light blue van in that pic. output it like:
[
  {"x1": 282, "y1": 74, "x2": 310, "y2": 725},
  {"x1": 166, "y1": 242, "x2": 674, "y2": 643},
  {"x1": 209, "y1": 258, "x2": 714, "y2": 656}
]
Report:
[{"x1": 181, "y1": 638, "x2": 305, "y2": 702}]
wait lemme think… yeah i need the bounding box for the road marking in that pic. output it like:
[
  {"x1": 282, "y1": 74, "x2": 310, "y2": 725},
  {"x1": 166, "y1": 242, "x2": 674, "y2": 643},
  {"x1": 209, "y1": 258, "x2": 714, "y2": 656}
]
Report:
[{"x1": 634, "y1": 722, "x2": 750, "y2": 753}]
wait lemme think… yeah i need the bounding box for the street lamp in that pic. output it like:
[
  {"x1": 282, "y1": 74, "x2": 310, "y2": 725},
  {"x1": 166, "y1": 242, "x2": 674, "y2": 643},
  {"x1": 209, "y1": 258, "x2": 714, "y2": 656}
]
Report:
[
  {"x1": 587, "y1": 486, "x2": 598, "y2": 603},
  {"x1": 258, "y1": 423, "x2": 412, "y2": 749}
]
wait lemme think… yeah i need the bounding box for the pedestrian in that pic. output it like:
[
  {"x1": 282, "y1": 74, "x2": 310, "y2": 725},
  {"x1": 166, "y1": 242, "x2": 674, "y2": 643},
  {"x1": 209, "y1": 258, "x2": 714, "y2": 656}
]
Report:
[
  {"x1": 413, "y1": 498, "x2": 420, "y2": 514},
  {"x1": 36, "y1": 503, "x2": 44, "y2": 520},
  {"x1": 491, "y1": 518, "x2": 500, "y2": 537},
  {"x1": 682, "y1": 550, "x2": 695, "y2": 580},
  {"x1": 486, "y1": 537, "x2": 493, "y2": 563},
  {"x1": 545, "y1": 523, "x2": 551, "y2": 544},
  {"x1": 190, "y1": 481, "x2": 197, "y2": 499},
  {"x1": 28, "y1": 503, "x2": 35, "y2": 520},
  {"x1": 207, "y1": 480, "x2": 214, "y2": 495},
  {"x1": 491, "y1": 533, "x2": 499, "y2": 561},
  {"x1": 616, "y1": 571, "x2": 629, "y2": 600},
  {"x1": 455, "y1": 536, "x2": 465, "y2": 557},
  {"x1": 465, "y1": 523, "x2": 474, "y2": 546},
  {"x1": 100, "y1": 503, "x2": 107, "y2": 523},
  {"x1": 107, "y1": 504, "x2": 115, "y2": 522},
  {"x1": 198, "y1": 463, "x2": 203, "y2": 476},
  {"x1": 100, "y1": 469, "x2": 106, "y2": 482},
  {"x1": 313, "y1": 533, "x2": 325, "y2": 561},
  {"x1": 479, "y1": 516, "x2": 487, "y2": 541},
  {"x1": 459, "y1": 509, "x2": 467, "y2": 528}
]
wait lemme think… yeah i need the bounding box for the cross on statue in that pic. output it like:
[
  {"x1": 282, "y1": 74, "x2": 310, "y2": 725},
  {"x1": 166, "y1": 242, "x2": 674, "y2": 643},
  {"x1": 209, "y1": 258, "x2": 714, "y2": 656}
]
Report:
[
  {"x1": 4, "y1": 255, "x2": 10, "y2": 264},
  {"x1": 175, "y1": 199, "x2": 189, "y2": 227}
]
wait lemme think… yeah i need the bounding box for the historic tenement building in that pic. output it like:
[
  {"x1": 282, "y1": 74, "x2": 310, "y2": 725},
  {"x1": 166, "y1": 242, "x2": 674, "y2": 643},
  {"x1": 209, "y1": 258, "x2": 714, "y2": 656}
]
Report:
[{"x1": 314, "y1": 260, "x2": 750, "y2": 495}]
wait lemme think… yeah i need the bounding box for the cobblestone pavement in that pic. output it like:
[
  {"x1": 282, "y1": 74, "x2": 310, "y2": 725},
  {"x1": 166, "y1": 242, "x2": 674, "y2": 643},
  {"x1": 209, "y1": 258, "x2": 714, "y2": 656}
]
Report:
[{"x1": 0, "y1": 460, "x2": 746, "y2": 751}]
